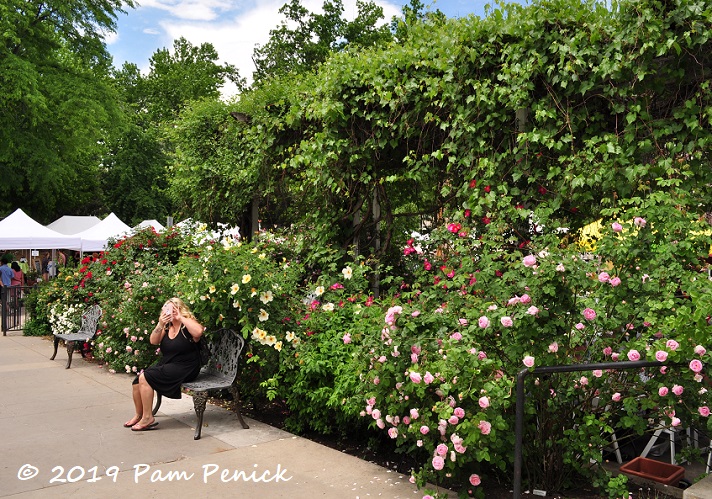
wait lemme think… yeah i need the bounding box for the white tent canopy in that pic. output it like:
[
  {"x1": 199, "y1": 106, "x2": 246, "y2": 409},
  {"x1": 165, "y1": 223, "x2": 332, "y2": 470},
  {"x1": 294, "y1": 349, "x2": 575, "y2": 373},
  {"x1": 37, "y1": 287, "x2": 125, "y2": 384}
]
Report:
[
  {"x1": 0, "y1": 209, "x2": 82, "y2": 250},
  {"x1": 47, "y1": 215, "x2": 101, "y2": 235},
  {"x1": 135, "y1": 219, "x2": 165, "y2": 232},
  {"x1": 74, "y1": 213, "x2": 132, "y2": 252}
]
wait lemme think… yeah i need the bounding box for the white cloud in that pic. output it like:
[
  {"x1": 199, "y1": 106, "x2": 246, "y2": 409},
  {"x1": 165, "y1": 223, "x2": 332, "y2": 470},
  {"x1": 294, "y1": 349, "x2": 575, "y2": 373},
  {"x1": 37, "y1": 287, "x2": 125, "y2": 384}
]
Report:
[
  {"x1": 109, "y1": 0, "x2": 403, "y2": 97},
  {"x1": 157, "y1": 0, "x2": 402, "y2": 95},
  {"x1": 103, "y1": 30, "x2": 119, "y2": 45},
  {"x1": 137, "y1": 0, "x2": 237, "y2": 21}
]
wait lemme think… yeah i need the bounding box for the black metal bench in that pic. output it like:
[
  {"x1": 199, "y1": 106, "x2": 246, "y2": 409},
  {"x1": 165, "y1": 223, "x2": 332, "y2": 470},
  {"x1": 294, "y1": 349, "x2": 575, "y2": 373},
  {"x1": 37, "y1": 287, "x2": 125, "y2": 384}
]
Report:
[
  {"x1": 50, "y1": 304, "x2": 102, "y2": 369},
  {"x1": 152, "y1": 328, "x2": 250, "y2": 439}
]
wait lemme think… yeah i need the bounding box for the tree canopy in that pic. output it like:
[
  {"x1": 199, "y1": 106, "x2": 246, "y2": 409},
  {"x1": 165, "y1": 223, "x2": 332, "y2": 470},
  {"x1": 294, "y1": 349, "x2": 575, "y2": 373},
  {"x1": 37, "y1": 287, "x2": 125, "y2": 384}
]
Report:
[
  {"x1": 0, "y1": 0, "x2": 134, "y2": 222},
  {"x1": 251, "y1": 0, "x2": 393, "y2": 85}
]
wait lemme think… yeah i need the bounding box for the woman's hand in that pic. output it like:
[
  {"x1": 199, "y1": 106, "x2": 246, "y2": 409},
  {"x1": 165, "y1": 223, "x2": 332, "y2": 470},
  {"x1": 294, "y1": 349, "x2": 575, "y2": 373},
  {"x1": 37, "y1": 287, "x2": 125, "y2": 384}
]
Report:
[{"x1": 159, "y1": 304, "x2": 174, "y2": 325}]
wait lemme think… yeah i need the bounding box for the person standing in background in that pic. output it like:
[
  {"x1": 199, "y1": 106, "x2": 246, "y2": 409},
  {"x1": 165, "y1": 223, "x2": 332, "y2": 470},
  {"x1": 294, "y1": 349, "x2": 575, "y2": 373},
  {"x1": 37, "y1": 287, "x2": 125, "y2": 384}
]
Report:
[
  {"x1": 10, "y1": 262, "x2": 23, "y2": 287},
  {"x1": 41, "y1": 252, "x2": 50, "y2": 281},
  {"x1": 0, "y1": 257, "x2": 15, "y2": 287}
]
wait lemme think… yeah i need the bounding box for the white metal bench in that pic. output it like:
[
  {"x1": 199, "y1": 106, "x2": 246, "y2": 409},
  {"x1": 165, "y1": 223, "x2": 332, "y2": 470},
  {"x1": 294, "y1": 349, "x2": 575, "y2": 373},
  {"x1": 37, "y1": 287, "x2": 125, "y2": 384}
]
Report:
[{"x1": 49, "y1": 304, "x2": 102, "y2": 369}]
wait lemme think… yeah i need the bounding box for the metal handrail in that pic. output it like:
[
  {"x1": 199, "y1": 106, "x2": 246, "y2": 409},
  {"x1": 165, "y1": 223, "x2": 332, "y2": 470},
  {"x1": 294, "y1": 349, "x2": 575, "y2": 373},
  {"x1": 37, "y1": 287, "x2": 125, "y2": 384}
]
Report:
[{"x1": 513, "y1": 359, "x2": 671, "y2": 498}]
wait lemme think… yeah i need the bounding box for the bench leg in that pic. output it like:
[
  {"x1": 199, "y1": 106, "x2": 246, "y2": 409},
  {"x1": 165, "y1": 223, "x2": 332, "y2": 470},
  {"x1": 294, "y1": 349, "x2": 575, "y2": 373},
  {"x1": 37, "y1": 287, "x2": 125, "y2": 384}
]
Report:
[
  {"x1": 65, "y1": 341, "x2": 76, "y2": 369},
  {"x1": 228, "y1": 385, "x2": 250, "y2": 429},
  {"x1": 192, "y1": 391, "x2": 209, "y2": 440},
  {"x1": 50, "y1": 336, "x2": 60, "y2": 360},
  {"x1": 152, "y1": 393, "x2": 163, "y2": 416}
]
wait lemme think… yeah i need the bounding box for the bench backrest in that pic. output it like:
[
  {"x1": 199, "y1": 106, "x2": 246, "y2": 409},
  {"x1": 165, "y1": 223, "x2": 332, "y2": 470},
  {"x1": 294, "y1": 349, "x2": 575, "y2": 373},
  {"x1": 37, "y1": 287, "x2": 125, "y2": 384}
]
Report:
[
  {"x1": 203, "y1": 328, "x2": 244, "y2": 382},
  {"x1": 78, "y1": 304, "x2": 102, "y2": 338}
]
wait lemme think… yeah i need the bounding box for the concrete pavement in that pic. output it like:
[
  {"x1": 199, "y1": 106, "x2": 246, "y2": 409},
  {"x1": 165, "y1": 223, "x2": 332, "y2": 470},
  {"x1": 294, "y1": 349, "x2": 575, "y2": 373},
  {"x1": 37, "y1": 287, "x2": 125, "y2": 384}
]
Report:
[{"x1": 0, "y1": 333, "x2": 432, "y2": 498}]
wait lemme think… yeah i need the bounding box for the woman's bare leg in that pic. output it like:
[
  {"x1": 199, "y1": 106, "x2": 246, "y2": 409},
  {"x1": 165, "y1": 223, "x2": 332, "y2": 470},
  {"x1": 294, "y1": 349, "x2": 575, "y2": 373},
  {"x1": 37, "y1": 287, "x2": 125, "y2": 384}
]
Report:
[
  {"x1": 136, "y1": 373, "x2": 156, "y2": 424},
  {"x1": 124, "y1": 383, "x2": 142, "y2": 427}
]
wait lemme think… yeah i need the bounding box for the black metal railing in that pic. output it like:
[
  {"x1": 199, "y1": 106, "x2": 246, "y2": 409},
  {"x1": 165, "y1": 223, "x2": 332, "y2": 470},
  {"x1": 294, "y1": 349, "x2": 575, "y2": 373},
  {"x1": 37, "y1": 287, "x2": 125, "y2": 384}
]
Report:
[
  {"x1": 1, "y1": 285, "x2": 34, "y2": 334},
  {"x1": 513, "y1": 359, "x2": 672, "y2": 498}
]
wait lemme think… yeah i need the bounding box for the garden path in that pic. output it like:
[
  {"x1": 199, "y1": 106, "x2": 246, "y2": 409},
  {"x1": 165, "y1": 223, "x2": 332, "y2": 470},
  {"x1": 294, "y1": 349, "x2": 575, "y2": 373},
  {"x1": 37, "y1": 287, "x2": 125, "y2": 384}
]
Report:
[{"x1": 0, "y1": 333, "x2": 435, "y2": 498}]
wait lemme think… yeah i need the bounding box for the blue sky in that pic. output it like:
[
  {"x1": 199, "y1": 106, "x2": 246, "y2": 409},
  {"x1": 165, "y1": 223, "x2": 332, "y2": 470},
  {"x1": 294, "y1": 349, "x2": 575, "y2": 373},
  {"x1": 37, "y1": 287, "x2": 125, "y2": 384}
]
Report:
[{"x1": 105, "y1": 0, "x2": 511, "y2": 96}]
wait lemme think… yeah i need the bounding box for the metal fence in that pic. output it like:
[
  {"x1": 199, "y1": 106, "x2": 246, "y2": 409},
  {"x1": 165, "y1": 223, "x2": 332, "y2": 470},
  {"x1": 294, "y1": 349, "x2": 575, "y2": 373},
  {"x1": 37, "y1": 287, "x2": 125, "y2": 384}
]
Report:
[{"x1": 1, "y1": 285, "x2": 34, "y2": 335}]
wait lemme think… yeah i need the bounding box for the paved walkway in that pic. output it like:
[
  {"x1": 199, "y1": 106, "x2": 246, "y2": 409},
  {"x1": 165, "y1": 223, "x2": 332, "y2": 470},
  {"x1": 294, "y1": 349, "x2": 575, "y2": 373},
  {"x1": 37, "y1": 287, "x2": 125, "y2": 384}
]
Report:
[{"x1": 0, "y1": 333, "x2": 430, "y2": 498}]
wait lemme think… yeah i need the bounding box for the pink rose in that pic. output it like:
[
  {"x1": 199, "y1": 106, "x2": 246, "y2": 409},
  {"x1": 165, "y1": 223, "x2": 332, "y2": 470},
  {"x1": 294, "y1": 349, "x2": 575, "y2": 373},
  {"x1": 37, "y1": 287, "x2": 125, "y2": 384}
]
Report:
[
  {"x1": 469, "y1": 474, "x2": 482, "y2": 486},
  {"x1": 672, "y1": 385, "x2": 684, "y2": 396},
  {"x1": 579, "y1": 376, "x2": 589, "y2": 386},
  {"x1": 666, "y1": 339, "x2": 680, "y2": 351},
  {"x1": 671, "y1": 417, "x2": 681, "y2": 427},
  {"x1": 436, "y1": 444, "x2": 448, "y2": 456},
  {"x1": 342, "y1": 333, "x2": 352, "y2": 344},
  {"x1": 690, "y1": 359, "x2": 704, "y2": 373},
  {"x1": 603, "y1": 346, "x2": 613, "y2": 356},
  {"x1": 478, "y1": 351, "x2": 487, "y2": 360},
  {"x1": 522, "y1": 255, "x2": 537, "y2": 267},
  {"x1": 611, "y1": 352, "x2": 620, "y2": 361},
  {"x1": 520, "y1": 294, "x2": 531, "y2": 304},
  {"x1": 612, "y1": 393, "x2": 621, "y2": 402},
  {"x1": 548, "y1": 342, "x2": 558, "y2": 353},
  {"x1": 420, "y1": 425, "x2": 429, "y2": 435},
  {"x1": 454, "y1": 407, "x2": 465, "y2": 418},
  {"x1": 609, "y1": 276, "x2": 621, "y2": 287},
  {"x1": 523, "y1": 355, "x2": 535, "y2": 368},
  {"x1": 478, "y1": 420, "x2": 492, "y2": 435},
  {"x1": 448, "y1": 415, "x2": 459, "y2": 425},
  {"x1": 478, "y1": 316, "x2": 490, "y2": 328},
  {"x1": 699, "y1": 406, "x2": 710, "y2": 417},
  {"x1": 694, "y1": 345, "x2": 707, "y2": 356},
  {"x1": 583, "y1": 308, "x2": 596, "y2": 321},
  {"x1": 592, "y1": 370, "x2": 603, "y2": 378},
  {"x1": 598, "y1": 272, "x2": 610, "y2": 283},
  {"x1": 410, "y1": 372, "x2": 422, "y2": 383},
  {"x1": 658, "y1": 386, "x2": 669, "y2": 397},
  {"x1": 627, "y1": 349, "x2": 641, "y2": 361},
  {"x1": 655, "y1": 350, "x2": 668, "y2": 362},
  {"x1": 527, "y1": 306, "x2": 540, "y2": 316},
  {"x1": 634, "y1": 217, "x2": 647, "y2": 227},
  {"x1": 612, "y1": 222, "x2": 623, "y2": 232},
  {"x1": 450, "y1": 332, "x2": 462, "y2": 341},
  {"x1": 501, "y1": 316, "x2": 513, "y2": 327},
  {"x1": 388, "y1": 428, "x2": 398, "y2": 439},
  {"x1": 424, "y1": 371, "x2": 435, "y2": 384},
  {"x1": 410, "y1": 408, "x2": 419, "y2": 419},
  {"x1": 479, "y1": 396, "x2": 490, "y2": 409},
  {"x1": 432, "y1": 455, "x2": 445, "y2": 470},
  {"x1": 575, "y1": 322, "x2": 585, "y2": 330}
]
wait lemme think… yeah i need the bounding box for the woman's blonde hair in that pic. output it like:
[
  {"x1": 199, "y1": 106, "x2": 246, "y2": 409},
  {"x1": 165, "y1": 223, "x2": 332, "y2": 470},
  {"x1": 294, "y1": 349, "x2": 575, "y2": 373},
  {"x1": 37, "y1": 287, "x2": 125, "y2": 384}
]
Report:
[{"x1": 165, "y1": 297, "x2": 196, "y2": 321}]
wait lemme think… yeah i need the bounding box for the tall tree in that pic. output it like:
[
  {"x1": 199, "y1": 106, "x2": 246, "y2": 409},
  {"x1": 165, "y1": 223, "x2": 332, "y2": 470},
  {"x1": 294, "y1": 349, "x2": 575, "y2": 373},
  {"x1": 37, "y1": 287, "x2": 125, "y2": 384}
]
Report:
[
  {"x1": 252, "y1": 0, "x2": 392, "y2": 84},
  {"x1": 0, "y1": 0, "x2": 134, "y2": 222},
  {"x1": 144, "y1": 37, "x2": 243, "y2": 122},
  {"x1": 104, "y1": 39, "x2": 243, "y2": 225}
]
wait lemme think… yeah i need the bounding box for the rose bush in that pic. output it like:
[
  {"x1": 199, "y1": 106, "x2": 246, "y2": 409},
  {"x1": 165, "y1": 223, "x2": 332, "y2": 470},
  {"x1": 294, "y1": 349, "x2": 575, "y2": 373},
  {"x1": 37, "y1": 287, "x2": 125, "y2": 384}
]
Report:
[
  {"x1": 346, "y1": 196, "x2": 712, "y2": 497},
  {"x1": 175, "y1": 230, "x2": 303, "y2": 400}
]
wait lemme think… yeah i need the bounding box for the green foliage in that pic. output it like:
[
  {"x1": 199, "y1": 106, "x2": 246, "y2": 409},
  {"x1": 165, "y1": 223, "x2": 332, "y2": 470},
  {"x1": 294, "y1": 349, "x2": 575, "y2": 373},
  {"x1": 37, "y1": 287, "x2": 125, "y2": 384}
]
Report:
[
  {"x1": 0, "y1": 0, "x2": 134, "y2": 221},
  {"x1": 175, "y1": 230, "x2": 304, "y2": 399},
  {"x1": 252, "y1": 0, "x2": 392, "y2": 84}
]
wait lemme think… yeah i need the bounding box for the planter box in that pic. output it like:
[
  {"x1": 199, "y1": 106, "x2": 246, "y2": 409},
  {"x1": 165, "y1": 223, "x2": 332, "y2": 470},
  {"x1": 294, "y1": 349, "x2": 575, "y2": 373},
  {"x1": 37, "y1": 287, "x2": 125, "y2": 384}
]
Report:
[{"x1": 619, "y1": 456, "x2": 685, "y2": 486}]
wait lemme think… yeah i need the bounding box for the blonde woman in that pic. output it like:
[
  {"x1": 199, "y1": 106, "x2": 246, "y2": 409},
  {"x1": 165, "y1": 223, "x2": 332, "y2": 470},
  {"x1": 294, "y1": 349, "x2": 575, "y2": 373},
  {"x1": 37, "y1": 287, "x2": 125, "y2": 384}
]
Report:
[{"x1": 125, "y1": 297, "x2": 205, "y2": 431}]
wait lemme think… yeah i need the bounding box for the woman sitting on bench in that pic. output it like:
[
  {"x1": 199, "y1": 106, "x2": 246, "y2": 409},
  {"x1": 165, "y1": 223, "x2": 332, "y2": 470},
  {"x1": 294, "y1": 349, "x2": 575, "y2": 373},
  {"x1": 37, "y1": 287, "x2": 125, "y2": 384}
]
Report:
[{"x1": 125, "y1": 297, "x2": 205, "y2": 431}]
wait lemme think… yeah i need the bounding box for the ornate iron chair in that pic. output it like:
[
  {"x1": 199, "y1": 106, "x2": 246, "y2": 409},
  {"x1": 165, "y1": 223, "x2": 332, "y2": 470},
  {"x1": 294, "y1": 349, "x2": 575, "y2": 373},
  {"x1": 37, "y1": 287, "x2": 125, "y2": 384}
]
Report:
[
  {"x1": 152, "y1": 328, "x2": 250, "y2": 439},
  {"x1": 50, "y1": 304, "x2": 102, "y2": 369}
]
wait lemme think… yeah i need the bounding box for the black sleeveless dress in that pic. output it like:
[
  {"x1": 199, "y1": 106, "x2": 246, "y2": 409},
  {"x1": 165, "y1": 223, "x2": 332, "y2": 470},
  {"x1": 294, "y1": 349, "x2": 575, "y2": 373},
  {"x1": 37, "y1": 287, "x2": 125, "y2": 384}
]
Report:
[{"x1": 133, "y1": 325, "x2": 201, "y2": 399}]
